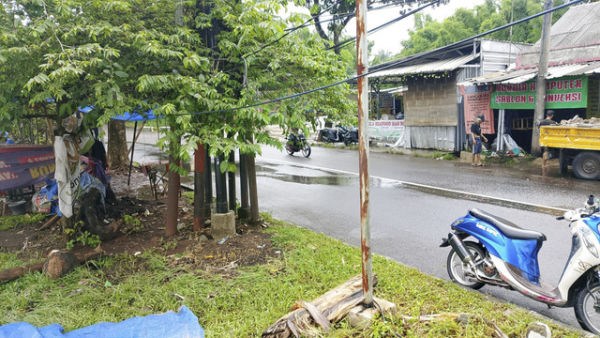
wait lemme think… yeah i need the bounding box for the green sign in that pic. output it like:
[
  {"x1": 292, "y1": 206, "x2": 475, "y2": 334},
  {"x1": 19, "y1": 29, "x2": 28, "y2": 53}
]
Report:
[{"x1": 490, "y1": 76, "x2": 588, "y2": 109}]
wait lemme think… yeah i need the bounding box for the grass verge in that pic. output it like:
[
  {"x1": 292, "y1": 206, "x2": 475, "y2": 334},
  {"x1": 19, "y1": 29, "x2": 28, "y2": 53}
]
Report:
[{"x1": 0, "y1": 216, "x2": 580, "y2": 337}]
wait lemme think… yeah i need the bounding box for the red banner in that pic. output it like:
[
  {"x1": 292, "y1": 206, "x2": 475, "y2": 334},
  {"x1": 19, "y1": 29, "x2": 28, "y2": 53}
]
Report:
[
  {"x1": 460, "y1": 85, "x2": 495, "y2": 134},
  {"x1": 0, "y1": 145, "x2": 55, "y2": 191}
]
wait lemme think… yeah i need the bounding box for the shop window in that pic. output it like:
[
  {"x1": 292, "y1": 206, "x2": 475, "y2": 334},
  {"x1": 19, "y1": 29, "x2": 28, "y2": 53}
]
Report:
[{"x1": 512, "y1": 117, "x2": 533, "y2": 131}]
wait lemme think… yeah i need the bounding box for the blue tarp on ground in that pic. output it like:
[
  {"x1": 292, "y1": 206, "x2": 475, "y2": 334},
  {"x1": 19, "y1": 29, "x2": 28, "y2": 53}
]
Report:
[{"x1": 0, "y1": 306, "x2": 203, "y2": 338}]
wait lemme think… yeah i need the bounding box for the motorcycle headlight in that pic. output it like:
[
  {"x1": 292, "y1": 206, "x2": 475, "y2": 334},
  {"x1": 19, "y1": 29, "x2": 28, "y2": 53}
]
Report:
[{"x1": 581, "y1": 226, "x2": 599, "y2": 258}]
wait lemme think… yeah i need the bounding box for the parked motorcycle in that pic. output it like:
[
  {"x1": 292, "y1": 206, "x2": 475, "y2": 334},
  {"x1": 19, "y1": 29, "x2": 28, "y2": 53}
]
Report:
[
  {"x1": 441, "y1": 196, "x2": 600, "y2": 333},
  {"x1": 318, "y1": 125, "x2": 358, "y2": 145},
  {"x1": 339, "y1": 126, "x2": 358, "y2": 146},
  {"x1": 318, "y1": 127, "x2": 344, "y2": 143},
  {"x1": 286, "y1": 133, "x2": 311, "y2": 158}
]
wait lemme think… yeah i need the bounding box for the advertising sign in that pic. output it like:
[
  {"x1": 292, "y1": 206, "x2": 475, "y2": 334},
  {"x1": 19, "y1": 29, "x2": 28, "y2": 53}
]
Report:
[
  {"x1": 0, "y1": 145, "x2": 55, "y2": 191},
  {"x1": 459, "y1": 84, "x2": 495, "y2": 134},
  {"x1": 491, "y1": 76, "x2": 588, "y2": 109},
  {"x1": 368, "y1": 120, "x2": 405, "y2": 139}
]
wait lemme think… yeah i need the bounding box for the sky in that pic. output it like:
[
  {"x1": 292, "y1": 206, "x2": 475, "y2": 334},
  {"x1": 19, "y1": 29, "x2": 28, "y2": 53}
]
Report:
[{"x1": 283, "y1": 0, "x2": 485, "y2": 56}]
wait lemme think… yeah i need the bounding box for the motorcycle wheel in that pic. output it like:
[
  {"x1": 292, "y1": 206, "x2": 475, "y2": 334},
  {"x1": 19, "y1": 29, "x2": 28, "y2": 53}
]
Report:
[
  {"x1": 574, "y1": 282, "x2": 600, "y2": 334},
  {"x1": 286, "y1": 145, "x2": 294, "y2": 156},
  {"x1": 343, "y1": 137, "x2": 351, "y2": 146},
  {"x1": 302, "y1": 143, "x2": 311, "y2": 158},
  {"x1": 446, "y1": 241, "x2": 486, "y2": 290}
]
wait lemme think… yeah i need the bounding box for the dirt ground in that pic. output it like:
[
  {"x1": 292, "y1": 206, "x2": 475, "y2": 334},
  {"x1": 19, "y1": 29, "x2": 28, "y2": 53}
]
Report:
[{"x1": 0, "y1": 169, "x2": 275, "y2": 270}]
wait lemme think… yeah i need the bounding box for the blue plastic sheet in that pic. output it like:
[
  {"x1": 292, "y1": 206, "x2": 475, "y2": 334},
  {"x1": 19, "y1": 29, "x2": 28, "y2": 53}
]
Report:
[{"x1": 0, "y1": 306, "x2": 204, "y2": 338}]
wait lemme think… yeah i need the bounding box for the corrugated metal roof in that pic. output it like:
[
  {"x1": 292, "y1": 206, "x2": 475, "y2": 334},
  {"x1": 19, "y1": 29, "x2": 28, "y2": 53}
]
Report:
[
  {"x1": 533, "y1": 3, "x2": 600, "y2": 49},
  {"x1": 368, "y1": 54, "x2": 479, "y2": 78},
  {"x1": 465, "y1": 61, "x2": 600, "y2": 85}
]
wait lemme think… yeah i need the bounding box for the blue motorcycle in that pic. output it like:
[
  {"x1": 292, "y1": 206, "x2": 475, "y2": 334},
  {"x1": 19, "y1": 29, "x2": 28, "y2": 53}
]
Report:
[{"x1": 441, "y1": 196, "x2": 600, "y2": 333}]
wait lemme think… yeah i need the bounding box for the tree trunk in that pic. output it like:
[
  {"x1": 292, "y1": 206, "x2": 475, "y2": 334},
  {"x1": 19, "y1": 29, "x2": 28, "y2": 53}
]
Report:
[
  {"x1": 193, "y1": 143, "x2": 206, "y2": 232},
  {"x1": 246, "y1": 154, "x2": 259, "y2": 223},
  {"x1": 165, "y1": 132, "x2": 181, "y2": 237},
  {"x1": 228, "y1": 151, "x2": 236, "y2": 213},
  {"x1": 239, "y1": 152, "x2": 249, "y2": 219},
  {"x1": 107, "y1": 120, "x2": 128, "y2": 170}
]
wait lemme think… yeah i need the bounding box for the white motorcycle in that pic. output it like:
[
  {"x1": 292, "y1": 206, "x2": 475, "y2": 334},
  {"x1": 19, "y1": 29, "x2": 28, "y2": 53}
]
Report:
[{"x1": 441, "y1": 196, "x2": 600, "y2": 333}]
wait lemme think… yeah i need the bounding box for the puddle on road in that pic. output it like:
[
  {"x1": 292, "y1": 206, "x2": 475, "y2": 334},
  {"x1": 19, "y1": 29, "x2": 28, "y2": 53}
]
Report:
[
  {"x1": 256, "y1": 163, "x2": 402, "y2": 188},
  {"x1": 256, "y1": 162, "x2": 564, "y2": 216}
]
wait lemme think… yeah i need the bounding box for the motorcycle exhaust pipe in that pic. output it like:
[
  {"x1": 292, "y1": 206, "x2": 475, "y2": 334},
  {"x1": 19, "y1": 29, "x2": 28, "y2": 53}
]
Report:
[{"x1": 447, "y1": 233, "x2": 474, "y2": 264}]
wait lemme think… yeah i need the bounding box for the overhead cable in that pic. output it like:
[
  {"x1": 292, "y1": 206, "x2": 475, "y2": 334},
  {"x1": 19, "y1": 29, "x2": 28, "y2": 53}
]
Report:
[
  {"x1": 243, "y1": 0, "x2": 342, "y2": 58},
  {"x1": 329, "y1": 0, "x2": 439, "y2": 51},
  {"x1": 176, "y1": 0, "x2": 584, "y2": 117}
]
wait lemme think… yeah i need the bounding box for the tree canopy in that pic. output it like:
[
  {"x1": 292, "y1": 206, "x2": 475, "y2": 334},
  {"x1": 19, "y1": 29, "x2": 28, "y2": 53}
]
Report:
[
  {"x1": 0, "y1": 0, "x2": 354, "y2": 167},
  {"x1": 400, "y1": 0, "x2": 569, "y2": 57},
  {"x1": 299, "y1": 0, "x2": 429, "y2": 54}
]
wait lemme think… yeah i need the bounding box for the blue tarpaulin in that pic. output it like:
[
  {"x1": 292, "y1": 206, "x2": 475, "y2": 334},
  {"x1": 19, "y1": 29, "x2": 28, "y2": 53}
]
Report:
[
  {"x1": 0, "y1": 306, "x2": 203, "y2": 338},
  {"x1": 76, "y1": 106, "x2": 160, "y2": 121},
  {"x1": 111, "y1": 110, "x2": 160, "y2": 122}
]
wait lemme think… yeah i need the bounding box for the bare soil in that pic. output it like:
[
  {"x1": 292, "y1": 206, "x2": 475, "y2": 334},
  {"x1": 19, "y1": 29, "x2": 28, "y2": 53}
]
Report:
[{"x1": 0, "y1": 170, "x2": 275, "y2": 270}]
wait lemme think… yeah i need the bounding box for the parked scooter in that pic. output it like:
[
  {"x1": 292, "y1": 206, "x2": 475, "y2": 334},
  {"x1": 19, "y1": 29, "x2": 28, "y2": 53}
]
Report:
[
  {"x1": 286, "y1": 132, "x2": 311, "y2": 158},
  {"x1": 441, "y1": 196, "x2": 600, "y2": 333},
  {"x1": 339, "y1": 126, "x2": 358, "y2": 145},
  {"x1": 318, "y1": 127, "x2": 344, "y2": 143}
]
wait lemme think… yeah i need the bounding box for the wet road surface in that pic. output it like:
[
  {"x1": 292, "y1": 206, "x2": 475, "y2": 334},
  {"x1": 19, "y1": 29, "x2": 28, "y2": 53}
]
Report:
[{"x1": 254, "y1": 159, "x2": 580, "y2": 329}]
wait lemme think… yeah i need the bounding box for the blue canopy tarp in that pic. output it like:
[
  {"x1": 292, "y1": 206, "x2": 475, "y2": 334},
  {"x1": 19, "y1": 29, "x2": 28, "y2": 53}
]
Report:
[
  {"x1": 111, "y1": 110, "x2": 160, "y2": 122},
  {"x1": 0, "y1": 306, "x2": 203, "y2": 338}
]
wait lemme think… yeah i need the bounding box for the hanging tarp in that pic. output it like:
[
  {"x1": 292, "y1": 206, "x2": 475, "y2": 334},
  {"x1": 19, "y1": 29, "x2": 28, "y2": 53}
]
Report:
[
  {"x1": 491, "y1": 76, "x2": 588, "y2": 109},
  {"x1": 0, "y1": 306, "x2": 204, "y2": 338},
  {"x1": 112, "y1": 110, "x2": 160, "y2": 122},
  {"x1": 0, "y1": 145, "x2": 55, "y2": 192}
]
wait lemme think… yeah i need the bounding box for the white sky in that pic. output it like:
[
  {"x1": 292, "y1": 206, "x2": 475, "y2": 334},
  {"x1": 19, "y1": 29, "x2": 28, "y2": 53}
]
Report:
[{"x1": 282, "y1": 0, "x2": 485, "y2": 56}]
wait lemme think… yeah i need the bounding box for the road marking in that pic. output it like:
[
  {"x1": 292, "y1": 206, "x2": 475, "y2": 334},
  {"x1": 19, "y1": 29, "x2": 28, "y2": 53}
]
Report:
[{"x1": 257, "y1": 157, "x2": 568, "y2": 216}]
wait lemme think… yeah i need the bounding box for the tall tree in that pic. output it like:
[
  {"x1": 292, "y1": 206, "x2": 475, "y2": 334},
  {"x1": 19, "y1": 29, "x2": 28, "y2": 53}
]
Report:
[
  {"x1": 301, "y1": 0, "x2": 426, "y2": 54},
  {"x1": 399, "y1": 0, "x2": 569, "y2": 57}
]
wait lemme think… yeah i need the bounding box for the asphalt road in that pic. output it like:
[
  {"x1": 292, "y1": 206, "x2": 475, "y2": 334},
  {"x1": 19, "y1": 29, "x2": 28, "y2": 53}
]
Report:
[{"x1": 254, "y1": 146, "x2": 590, "y2": 330}]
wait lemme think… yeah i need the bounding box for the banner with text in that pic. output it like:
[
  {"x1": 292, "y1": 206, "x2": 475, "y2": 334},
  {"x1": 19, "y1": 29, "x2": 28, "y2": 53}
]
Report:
[
  {"x1": 368, "y1": 120, "x2": 405, "y2": 138},
  {"x1": 0, "y1": 145, "x2": 55, "y2": 191},
  {"x1": 491, "y1": 76, "x2": 588, "y2": 109},
  {"x1": 459, "y1": 84, "x2": 495, "y2": 134}
]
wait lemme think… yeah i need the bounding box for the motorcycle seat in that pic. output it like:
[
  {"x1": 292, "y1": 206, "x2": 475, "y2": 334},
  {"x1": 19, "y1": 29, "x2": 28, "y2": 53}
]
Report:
[{"x1": 469, "y1": 208, "x2": 546, "y2": 242}]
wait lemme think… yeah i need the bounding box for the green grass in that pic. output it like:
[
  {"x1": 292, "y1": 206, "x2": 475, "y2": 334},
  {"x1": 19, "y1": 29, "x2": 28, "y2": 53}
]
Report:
[
  {"x1": 0, "y1": 213, "x2": 46, "y2": 231},
  {"x1": 0, "y1": 216, "x2": 580, "y2": 337}
]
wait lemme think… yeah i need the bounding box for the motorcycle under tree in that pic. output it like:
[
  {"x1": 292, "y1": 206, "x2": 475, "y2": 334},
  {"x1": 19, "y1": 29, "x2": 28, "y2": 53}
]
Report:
[
  {"x1": 286, "y1": 132, "x2": 311, "y2": 158},
  {"x1": 441, "y1": 196, "x2": 600, "y2": 333}
]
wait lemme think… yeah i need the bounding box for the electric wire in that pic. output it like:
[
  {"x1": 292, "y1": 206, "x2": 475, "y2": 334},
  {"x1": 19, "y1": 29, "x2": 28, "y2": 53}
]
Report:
[
  {"x1": 286, "y1": 1, "x2": 413, "y2": 31},
  {"x1": 329, "y1": 0, "x2": 439, "y2": 51},
  {"x1": 174, "y1": 0, "x2": 584, "y2": 117},
  {"x1": 242, "y1": 0, "x2": 342, "y2": 58}
]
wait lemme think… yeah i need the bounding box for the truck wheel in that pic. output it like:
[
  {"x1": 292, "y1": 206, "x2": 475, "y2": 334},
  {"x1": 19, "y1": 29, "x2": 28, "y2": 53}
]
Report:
[{"x1": 573, "y1": 152, "x2": 600, "y2": 180}]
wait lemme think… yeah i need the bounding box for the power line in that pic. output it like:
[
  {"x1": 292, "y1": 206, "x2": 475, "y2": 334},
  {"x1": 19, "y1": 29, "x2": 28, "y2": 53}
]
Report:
[
  {"x1": 287, "y1": 1, "x2": 413, "y2": 31},
  {"x1": 329, "y1": 0, "x2": 439, "y2": 51},
  {"x1": 176, "y1": 0, "x2": 584, "y2": 117},
  {"x1": 242, "y1": 0, "x2": 343, "y2": 58}
]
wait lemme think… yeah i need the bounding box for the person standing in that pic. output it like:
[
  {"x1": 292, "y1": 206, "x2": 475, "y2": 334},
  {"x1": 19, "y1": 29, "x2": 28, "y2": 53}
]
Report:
[
  {"x1": 470, "y1": 115, "x2": 487, "y2": 166},
  {"x1": 539, "y1": 110, "x2": 558, "y2": 168}
]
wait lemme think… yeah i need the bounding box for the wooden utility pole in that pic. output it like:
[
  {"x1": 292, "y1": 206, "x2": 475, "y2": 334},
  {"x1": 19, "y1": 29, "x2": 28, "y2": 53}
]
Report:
[
  {"x1": 531, "y1": 0, "x2": 553, "y2": 155},
  {"x1": 356, "y1": 0, "x2": 373, "y2": 307}
]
